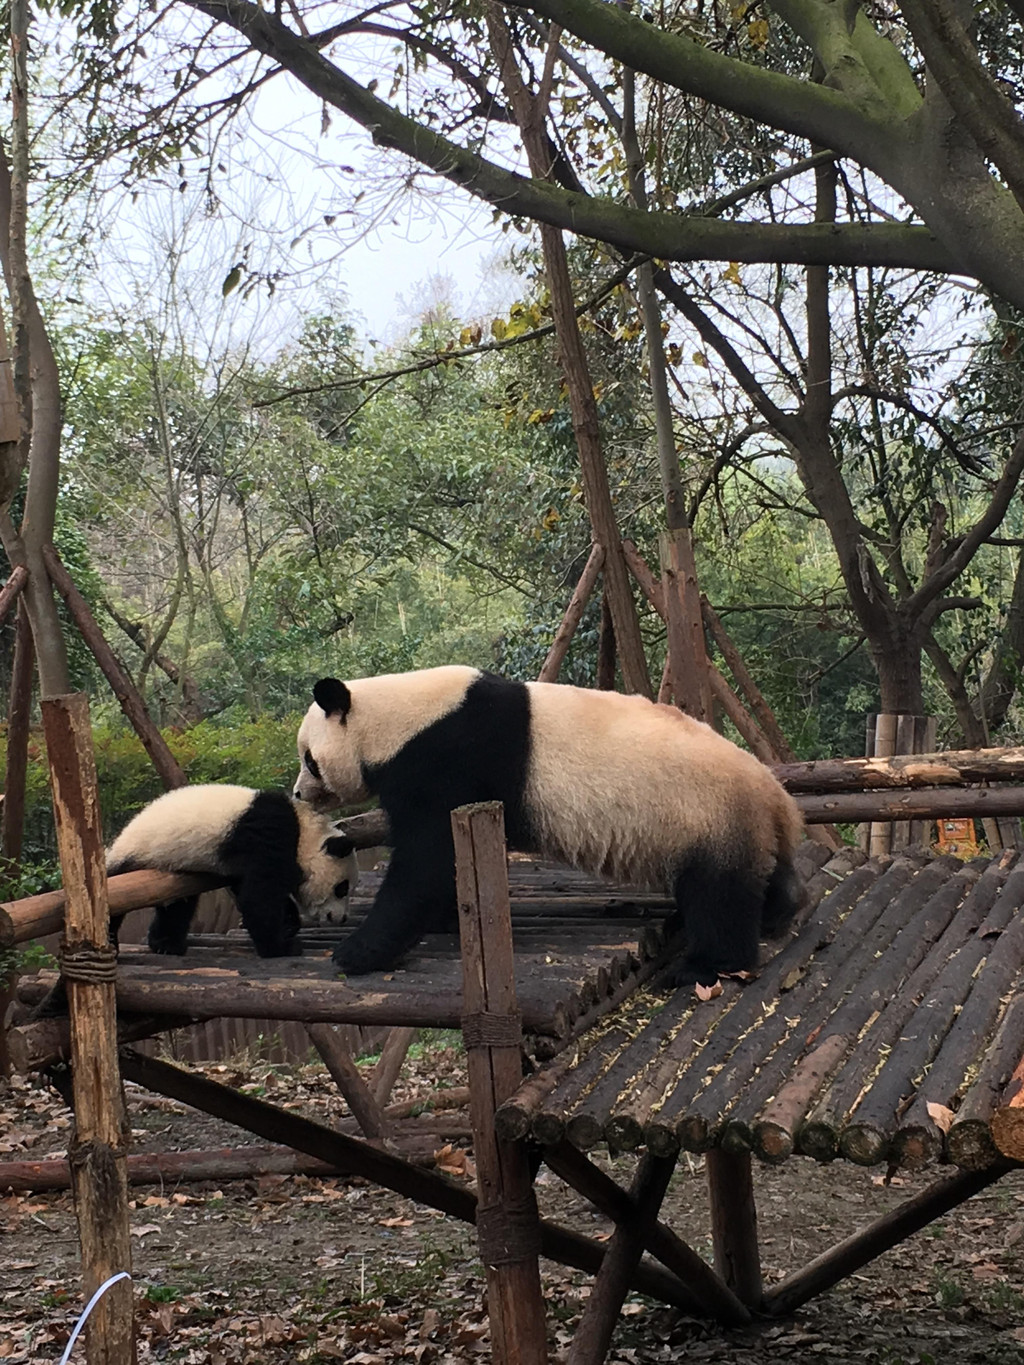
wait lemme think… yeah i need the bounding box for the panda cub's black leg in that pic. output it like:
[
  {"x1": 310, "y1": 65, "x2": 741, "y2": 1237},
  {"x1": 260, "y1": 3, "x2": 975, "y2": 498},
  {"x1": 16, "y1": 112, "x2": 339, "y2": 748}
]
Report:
[
  {"x1": 148, "y1": 897, "x2": 199, "y2": 955},
  {"x1": 235, "y1": 875, "x2": 304, "y2": 957}
]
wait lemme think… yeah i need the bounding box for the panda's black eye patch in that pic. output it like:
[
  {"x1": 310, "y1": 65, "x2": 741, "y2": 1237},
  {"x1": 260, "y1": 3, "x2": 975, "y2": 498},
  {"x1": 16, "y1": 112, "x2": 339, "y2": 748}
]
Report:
[
  {"x1": 304, "y1": 750, "x2": 322, "y2": 780},
  {"x1": 333, "y1": 880, "x2": 350, "y2": 899}
]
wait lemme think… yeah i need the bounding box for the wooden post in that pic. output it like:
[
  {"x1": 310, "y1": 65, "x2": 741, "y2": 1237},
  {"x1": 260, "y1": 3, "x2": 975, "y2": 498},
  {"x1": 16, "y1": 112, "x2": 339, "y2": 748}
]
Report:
[
  {"x1": 371, "y1": 1026, "x2": 418, "y2": 1106},
  {"x1": 701, "y1": 597, "x2": 796, "y2": 760},
  {"x1": 706, "y1": 1148, "x2": 763, "y2": 1308},
  {"x1": 305, "y1": 1022, "x2": 388, "y2": 1141},
  {"x1": 566, "y1": 1154, "x2": 677, "y2": 1365},
  {"x1": 42, "y1": 545, "x2": 186, "y2": 790},
  {"x1": 537, "y1": 544, "x2": 604, "y2": 683},
  {"x1": 41, "y1": 693, "x2": 135, "y2": 1365},
  {"x1": 452, "y1": 801, "x2": 547, "y2": 1365},
  {"x1": 867, "y1": 713, "x2": 898, "y2": 856}
]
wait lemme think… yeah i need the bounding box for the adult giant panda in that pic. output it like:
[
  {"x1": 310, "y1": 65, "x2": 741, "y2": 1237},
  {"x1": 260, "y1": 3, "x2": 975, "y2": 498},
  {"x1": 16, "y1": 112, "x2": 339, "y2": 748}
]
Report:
[
  {"x1": 107, "y1": 784, "x2": 358, "y2": 958},
  {"x1": 293, "y1": 667, "x2": 805, "y2": 986}
]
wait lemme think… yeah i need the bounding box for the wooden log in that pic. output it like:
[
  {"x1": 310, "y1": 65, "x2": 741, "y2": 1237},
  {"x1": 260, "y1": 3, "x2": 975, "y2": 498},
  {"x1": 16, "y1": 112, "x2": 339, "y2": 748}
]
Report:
[
  {"x1": 847, "y1": 867, "x2": 1024, "y2": 1167},
  {"x1": 119, "y1": 1048, "x2": 694, "y2": 1308},
  {"x1": 7, "y1": 1012, "x2": 187, "y2": 1072},
  {"x1": 305, "y1": 1023, "x2": 387, "y2": 1141},
  {"x1": 371, "y1": 1026, "x2": 418, "y2": 1106},
  {"x1": 43, "y1": 545, "x2": 186, "y2": 792},
  {"x1": 763, "y1": 1163, "x2": 1013, "y2": 1318},
  {"x1": 452, "y1": 802, "x2": 547, "y2": 1365},
  {"x1": 989, "y1": 1033, "x2": 1024, "y2": 1163},
  {"x1": 775, "y1": 746, "x2": 1024, "y2": 793},
  {"x1": 384, "y1": 1086, "x2": 471, "y2": 1120},
  {"x1": 0, "y1": 561, "x2": 27, "y2": 626},
  {"x1": 537, "y1": 543, "x2": 605, "y2": 684},
  {"x1": 0, "y1": 1145, "x2": 343, "y2": 1192},
  {"x1": 101, "y1": 969, "x2": 569, "y2": 1036},
  {"x1": 797, "y1": 785, "x2": 1024, "y2": 824},
  {"x1": 566, "y1": 1154, "x2": 677, "y2": 1365},
  {"x1": 543, "y1": 1142, "x2": 750, "y2": 1326},
  {"x1": 701, "y1": 596, "x2": 795, "y2": 762},
  {"x1": 708, "y1": 666, "x2": 777, "y2": 763},
  {"x1": 495, "y1": 1046, "x2": 581, "y2": 1142},
  {"x1": 0, "y1": 867, "x2": 221, "y2": 948},
  {"x1": 706, "y1": 1149, "x2": 762, "y2": 1308},
  {"x1": 533, "y1": 1022, "x2": 635, "y2": 1145},
  {"x1": 1, "y1": 597, "x2": 33, "y2": 863},
  {"x1": 669, "y1": 857, "x2": 923, "y2": 1156},
  {"x1": 950, "y1": 990, "x2": 1024, "y2": 1169},
  {"x1": 800, "y1": 855, "x2": 1014, "y2": 1163},
  {"x1": 743, "y1": 858, "x2": 957, "y2": 1163},
  {"x1": 42, "y1": 694, "x2": 136, "y2": 1365},
  {"x1": 332, "y1": 808, "x2": 391, "y2": 848}
]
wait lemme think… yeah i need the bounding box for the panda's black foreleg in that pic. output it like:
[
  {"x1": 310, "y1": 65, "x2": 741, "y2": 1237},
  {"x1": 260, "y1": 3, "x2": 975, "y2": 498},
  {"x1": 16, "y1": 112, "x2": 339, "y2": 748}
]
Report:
[
  {"x1": 333, "y1": 835, "x2": 457, "y2": 975},
  {"x1": 666, "y1": 862, "x2": 763, "y2": 989},
  {"x1": 148, "y1": 896, "x2": 199, "y2": 955},
  {"x1": 234, "y1": 875, "x2": 304, "y2": 957}
]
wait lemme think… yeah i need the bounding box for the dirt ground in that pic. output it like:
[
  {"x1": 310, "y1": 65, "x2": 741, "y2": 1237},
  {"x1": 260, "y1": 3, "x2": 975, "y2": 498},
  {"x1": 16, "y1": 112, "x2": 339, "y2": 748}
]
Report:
[{"x1": 2, "y1": 1036, "x2": 1024, "y2": 1364}]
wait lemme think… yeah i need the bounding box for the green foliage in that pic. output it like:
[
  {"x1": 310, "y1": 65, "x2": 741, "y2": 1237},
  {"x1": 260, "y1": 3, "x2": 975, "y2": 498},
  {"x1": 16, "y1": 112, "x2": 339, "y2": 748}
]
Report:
[{"x1": 1, "y1": 713, "x2": 304, "y2": 859}]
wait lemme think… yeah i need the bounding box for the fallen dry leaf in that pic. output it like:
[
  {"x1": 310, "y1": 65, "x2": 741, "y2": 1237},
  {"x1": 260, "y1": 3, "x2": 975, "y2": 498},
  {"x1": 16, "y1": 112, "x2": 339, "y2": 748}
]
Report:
[
  {"x1": 926, "y1": 1101, "x2": 956, "y2": 1133},
  {"x1": 695, "y1": 980, "x2": 723, "y2": 1001}
]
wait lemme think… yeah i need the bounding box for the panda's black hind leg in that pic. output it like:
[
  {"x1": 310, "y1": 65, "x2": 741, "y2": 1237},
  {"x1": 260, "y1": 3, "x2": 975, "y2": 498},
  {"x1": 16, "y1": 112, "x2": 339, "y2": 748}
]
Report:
[
  {"x1": 665, "y1": 860, "x2": 763, "y2": 989},
  {"x1": 148, "y1": 896, "x2": 199, "y2": 955}
]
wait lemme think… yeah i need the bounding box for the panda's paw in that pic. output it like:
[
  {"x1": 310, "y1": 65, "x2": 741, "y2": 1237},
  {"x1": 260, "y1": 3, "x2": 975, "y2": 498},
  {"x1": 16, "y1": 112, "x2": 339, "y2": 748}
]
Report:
[
  {"x1": 148, "y1": 932, "x2": 189, "y2": 956},
  {"x1": 331, "y1": 941, "x2": 390, "y2": 976},
  {"x1": 254, "y1": 937, "x2": 304, "y2": 958}
]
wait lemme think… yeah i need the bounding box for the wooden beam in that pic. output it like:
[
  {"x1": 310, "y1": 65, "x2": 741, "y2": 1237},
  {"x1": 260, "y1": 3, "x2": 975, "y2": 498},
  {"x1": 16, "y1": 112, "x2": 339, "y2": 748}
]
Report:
[
  {"x1": 763, "y1": 1163, "x2": 1013, "y2": 1317},
  {"x1": 42, "y1": 544, "x2": 186, "y2": 791},
  {"x1": 41, "y1": 694, "x2": 136, "y2": 1365},
  {"x1": 0, "y1": 562, "x2": 27, "y2": 627},
  {"x1": 305, "y1": 1022, "x2": 388, "y2": 1141},
  {"x1": 774, "y1": 746, "x2": 1024, "y2": 792},
  {"x1": 0, "y1": 867, "x2": 221, "y2": 947},
  {"x1": 371, "y1": 1026, "x2": 418, "y2": 1106},
  {"x1": 538, "y1": 543, "x2": 604, "y2": 683},
  {"x1": 796, "y1": 785, "x2": 1024, "y2": 824},
  {"x1": 118, "y1": 1049, "x2": 696, "y2": 1307},
  {"x1": 453, "y1": 801, "x2": 547, "y2": 1365}
]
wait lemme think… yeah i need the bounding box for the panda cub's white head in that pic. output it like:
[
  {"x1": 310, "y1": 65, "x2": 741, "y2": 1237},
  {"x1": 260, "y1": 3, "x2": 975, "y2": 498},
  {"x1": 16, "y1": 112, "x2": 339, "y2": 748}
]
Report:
[{"x1": 296, "y1": 803, "x2": 359, "y2": 925}]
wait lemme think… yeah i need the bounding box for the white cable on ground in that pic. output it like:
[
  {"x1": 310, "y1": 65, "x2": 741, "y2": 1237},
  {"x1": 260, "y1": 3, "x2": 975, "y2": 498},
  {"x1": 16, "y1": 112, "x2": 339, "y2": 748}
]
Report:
[{"x1": 58, "y1": 1271, "x2": 132, "y2": 1365}]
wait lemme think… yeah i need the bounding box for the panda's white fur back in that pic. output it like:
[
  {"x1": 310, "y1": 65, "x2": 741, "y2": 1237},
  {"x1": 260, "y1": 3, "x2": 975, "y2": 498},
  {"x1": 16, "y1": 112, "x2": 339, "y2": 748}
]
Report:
[
  {"x1": 524, "y1": 682, "x2": 799, "y2": 890},
  {"x1": 106, "y1": 784, "x2": 256, "y2": 874}
]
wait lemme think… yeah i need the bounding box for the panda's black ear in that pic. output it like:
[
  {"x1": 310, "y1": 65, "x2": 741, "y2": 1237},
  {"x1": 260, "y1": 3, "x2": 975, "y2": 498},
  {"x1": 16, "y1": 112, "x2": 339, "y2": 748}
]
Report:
[
  {"x1": 322, "y1": 834, "x2": 356, "y2": 859},
  {"x1": 313, "y1": 678, "x2": 351, "y2": 719}
]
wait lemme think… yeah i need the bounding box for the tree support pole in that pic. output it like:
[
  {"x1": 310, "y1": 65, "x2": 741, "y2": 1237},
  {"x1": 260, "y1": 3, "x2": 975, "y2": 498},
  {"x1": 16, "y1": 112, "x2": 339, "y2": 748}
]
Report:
[
  {"x1": 305, "y1": 1022, "x2": 388, "y2": 1141},
  {"x1": 538, "y1": 543, "x2": 604, "y2": 683},
  {"x1": 453, "y1": 801, "x2": 548, "y2": 1365},
  {"x1": 42, "y1": 545, "x2": 186, "y2": 790},
  {"x1": 42, "y1": 694, "x2": 136, "y2": 1365}
]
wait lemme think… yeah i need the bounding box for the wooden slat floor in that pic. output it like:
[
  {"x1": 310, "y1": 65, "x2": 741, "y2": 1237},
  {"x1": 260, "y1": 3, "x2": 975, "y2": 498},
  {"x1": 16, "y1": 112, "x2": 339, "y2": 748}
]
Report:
[{"x1": 499, "y1": 845, "x2": 1024, "y2": 1173}]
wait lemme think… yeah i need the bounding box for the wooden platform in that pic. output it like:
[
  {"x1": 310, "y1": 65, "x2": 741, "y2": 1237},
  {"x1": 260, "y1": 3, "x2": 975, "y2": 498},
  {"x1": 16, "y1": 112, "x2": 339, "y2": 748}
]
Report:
[{"x1": 497, "y1": 845, "x2": 1024, "y2": 1173}]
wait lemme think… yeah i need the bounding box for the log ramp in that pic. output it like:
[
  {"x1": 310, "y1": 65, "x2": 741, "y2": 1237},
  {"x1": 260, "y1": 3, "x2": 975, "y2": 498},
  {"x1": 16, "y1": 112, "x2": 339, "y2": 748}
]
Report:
[{"x1": 7, "y1": 811, "x2": 1024, "y2": 1362}]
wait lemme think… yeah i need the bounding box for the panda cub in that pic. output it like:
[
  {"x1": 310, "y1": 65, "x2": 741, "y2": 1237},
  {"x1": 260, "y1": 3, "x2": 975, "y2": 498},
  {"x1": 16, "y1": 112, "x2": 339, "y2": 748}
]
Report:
[
  {"x1": 107, "y1": 784, "x2": 358, "y2": 958},
  {"x1": 294, "y1": 666, "x2": 805, "y2": 986}
]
